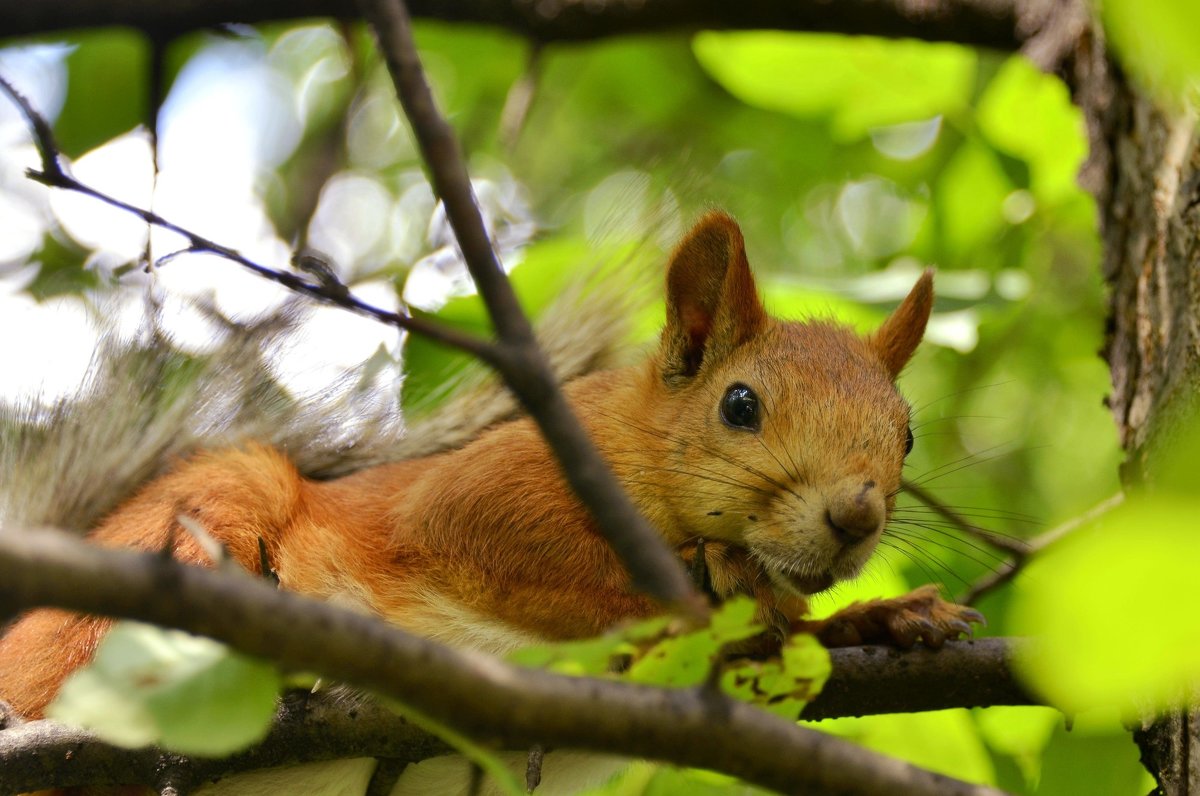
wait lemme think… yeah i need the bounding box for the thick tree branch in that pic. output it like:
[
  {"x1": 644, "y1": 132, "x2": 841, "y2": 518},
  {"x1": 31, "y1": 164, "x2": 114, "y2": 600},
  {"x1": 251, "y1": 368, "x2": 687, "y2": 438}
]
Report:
[
  {"x1": 806, "y1": 638, "x2": 1033, "y2": 720},
  {"x1": 1, "y1": 0, "x2": 1044, "y2": 50},
  {"x1": 0, "y1": 696, "x2": 450, "y2": 794},
  {"x1": 359, "y1": 0, "x2": 698, "y2": 610},
  {"x1": 0, "y1": 640, "x2": 1036, "y2": 793},
  {"x1": 0, "y1": 526, "x2": 1016, "y2": 796}
]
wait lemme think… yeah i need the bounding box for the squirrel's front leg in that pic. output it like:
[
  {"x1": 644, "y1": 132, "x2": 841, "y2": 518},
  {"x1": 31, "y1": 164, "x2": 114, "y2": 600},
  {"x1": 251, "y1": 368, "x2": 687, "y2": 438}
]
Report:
[
  {"x1": 793, "y1": 584, "x2": 985, "y2": 649},
  {"x1": 679, "y1": 542, "x2": 983, "y2": 650}
]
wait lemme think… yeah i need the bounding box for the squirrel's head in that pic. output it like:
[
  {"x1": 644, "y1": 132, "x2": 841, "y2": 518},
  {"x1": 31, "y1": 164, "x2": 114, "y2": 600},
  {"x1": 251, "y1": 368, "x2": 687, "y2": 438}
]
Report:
[{"x1": 644, "y1": 211, "x2": 932, "y2": 595}]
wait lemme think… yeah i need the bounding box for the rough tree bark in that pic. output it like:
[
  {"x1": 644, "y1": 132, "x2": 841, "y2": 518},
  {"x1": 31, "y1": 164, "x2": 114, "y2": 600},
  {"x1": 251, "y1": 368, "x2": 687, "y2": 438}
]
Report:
[{"x1": 1068, "y1": 19, "x2": 1200, "y2": 796}]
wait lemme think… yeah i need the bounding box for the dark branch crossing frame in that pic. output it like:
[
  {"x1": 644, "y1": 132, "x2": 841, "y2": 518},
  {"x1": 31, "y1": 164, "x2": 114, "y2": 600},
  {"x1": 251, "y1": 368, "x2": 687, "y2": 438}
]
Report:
[{"x1": 5, "y1": 0, "x2": 1189, "y2": 792}]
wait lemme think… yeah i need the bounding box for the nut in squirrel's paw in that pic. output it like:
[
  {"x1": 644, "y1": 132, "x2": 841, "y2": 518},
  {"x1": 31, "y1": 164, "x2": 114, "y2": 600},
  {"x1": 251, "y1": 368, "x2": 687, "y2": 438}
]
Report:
[{"x1": 806, "y1": 584, "x2": 985, "y2": 649}]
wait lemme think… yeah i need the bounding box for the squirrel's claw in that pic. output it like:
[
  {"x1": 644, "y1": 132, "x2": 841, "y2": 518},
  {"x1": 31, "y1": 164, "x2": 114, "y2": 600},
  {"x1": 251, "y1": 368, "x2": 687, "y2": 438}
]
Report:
[{"x1": 804, "y1": 584, "x2": 986, "y2": 650}]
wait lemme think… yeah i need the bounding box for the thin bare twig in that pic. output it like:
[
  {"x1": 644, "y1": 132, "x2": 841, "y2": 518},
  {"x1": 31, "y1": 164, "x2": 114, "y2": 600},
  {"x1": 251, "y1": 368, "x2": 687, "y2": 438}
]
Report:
[
  {"x1": 901, "y1": 478, "x2": 1032, "y2": 556},
  {"x1": 358, "y1": 0, "x2": 699, "y2": 612},
  {"x1": 0, "y1": 74, "x2": 493, "y2": 362},
  {"x1": 960, "y1": 492, "x2": 1124, "y2": 604},
  {"x1": 0, "y1": 526, "x2": 1014, "y2": 796}
]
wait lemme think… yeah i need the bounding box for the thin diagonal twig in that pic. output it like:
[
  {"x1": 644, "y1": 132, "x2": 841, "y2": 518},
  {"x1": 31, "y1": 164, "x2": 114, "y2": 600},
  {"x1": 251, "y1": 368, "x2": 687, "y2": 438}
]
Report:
[
  {"x1": 358, "y1": 0, "x2": 699, "y2": 612},
  {"x1": 960, "y1": 492, "x2": 1124, "y2": 604},
  {"x1": 0, "y1": 73, "x2": 493, "y2": 361},
  {"x1": 901, "y1": 478, "x2": 1031, "y2": 557}
]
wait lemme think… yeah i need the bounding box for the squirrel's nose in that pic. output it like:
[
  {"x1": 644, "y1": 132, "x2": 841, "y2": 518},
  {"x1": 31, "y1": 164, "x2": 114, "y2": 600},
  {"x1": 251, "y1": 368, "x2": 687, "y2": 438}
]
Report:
[{"x1": 825, "y1": 479, "x2": 884, "y2": 545}]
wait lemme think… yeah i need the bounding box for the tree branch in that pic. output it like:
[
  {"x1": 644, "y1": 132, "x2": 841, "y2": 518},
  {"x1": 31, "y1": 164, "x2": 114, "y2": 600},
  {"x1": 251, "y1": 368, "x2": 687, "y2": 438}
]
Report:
[
  {"x1": 0, "y1": 637, "x2": 1034, "y2": 792},
  {"x1": 0, "y1": 695, "x2": 449, "y2": 794},
  {"x1": 1, "y1": 0, "x2": 1043, "y2": 51},
  {"x1": 0, "y1": 526, "x2": 1017, "y2": 796}
]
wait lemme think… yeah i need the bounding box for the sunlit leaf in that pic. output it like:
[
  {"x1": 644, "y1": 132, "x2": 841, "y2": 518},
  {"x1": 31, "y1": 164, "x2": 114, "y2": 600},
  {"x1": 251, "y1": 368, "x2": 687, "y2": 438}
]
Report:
[
  {"x1": 55, "y1": 32, "x2": 148, "y2": 157},
  {"x1": 1036, "y1": 720, "x2": 1157, "y2": 796},
  {"x1": 808, "y1": 554, "x2": 910, "y2": 616},
  {"x1": 507, "y1": 629, "x2": 644, "y2": 678},
  {"x1": 721, "y1": 633, "x2": 830, "y2": 719},
  {"x1": 48, "y1": 622, "x2": 280, "y2": 755},
  {"x1": 626, "y1": 599, "x2": 762, "y2": 688},
  {"x1": 1011, "y1": 495, "x2": 1200, "y2": 714},
  {"x1": 693, "y1": 33, "x2": 975, "y2": 140},
  {"x1": 1104, "y1": 0, "x2": 1200, "y2": 100},
  {"x1": 380, "y1": 698, "x2": 526, "y2": 796},
  {"x1": 761, "y1": 281, "x2": 878, "y2": 331},
  {"x1": 975, "y1": 57, "x2": 1087, "y2": 205},
  {"x1": 511, "y1": 600, "x2": 766, "y2": 691},
  {"x1": 936, "y1": 140, "x2": 1011, "y2": 257},
  {"x1": 815, "y1": 709, "x2": 995, "y2": 785},
  {"x1": 974, "y1": 705, "x2": 1060, "y2": 789},
  {"x1": 638, "y1": 765, "x2": 763, "y2": 795}
]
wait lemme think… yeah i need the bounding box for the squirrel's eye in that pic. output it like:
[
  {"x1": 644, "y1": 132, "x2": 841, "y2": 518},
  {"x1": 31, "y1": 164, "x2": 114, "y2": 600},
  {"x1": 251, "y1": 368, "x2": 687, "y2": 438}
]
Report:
[
  {"x1": 904, "y1": 426, "x2": 914, "y2": 456},
  {"x1": 720, "y1": 384, "x2": 760, "y2": 431}
]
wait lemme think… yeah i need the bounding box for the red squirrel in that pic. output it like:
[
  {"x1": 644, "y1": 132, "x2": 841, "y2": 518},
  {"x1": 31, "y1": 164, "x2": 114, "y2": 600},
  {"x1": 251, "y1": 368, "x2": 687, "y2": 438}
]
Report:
[{"x1": 0, "y1": 211, "x2": 980, "y2": 722}]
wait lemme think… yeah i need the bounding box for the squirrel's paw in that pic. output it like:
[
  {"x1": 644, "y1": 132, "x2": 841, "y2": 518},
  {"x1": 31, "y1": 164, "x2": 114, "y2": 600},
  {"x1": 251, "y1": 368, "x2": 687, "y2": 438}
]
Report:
[{"x1": 805, "y1": 585, "x2": 985, "y2": 649}]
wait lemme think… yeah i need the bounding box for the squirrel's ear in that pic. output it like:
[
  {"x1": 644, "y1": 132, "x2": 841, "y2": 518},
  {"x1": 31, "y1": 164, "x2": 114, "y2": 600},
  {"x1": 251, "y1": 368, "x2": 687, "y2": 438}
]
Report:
[
  {"x1": 869, "y1": 269, "x2": 934, "y2": 379},
  {"x1": 661, "y1": 212, "x2": 767, "y2": 382}
]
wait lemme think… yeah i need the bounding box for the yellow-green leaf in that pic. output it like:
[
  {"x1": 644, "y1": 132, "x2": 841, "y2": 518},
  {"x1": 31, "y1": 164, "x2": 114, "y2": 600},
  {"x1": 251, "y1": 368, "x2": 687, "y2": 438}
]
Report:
[
  {"x1": 1104, "y1": 0, "x2": 1200, "y2": 100},
  {"x1": 49, "y1": 622, "x2": 280, "y2": 756},
  {"x1": 1011, "y1": 495, "x2": 1200, "y2": 714},
  {"x1": 693, "y1": 33, "x2": 975, "y2": 140}
]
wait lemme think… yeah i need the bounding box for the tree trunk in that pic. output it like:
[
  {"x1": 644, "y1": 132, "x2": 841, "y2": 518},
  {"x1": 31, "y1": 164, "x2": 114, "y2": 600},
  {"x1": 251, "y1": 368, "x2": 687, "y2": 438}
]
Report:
[{"x1": 1070, "y1": 20, "x2": 1200, "y2": 796}]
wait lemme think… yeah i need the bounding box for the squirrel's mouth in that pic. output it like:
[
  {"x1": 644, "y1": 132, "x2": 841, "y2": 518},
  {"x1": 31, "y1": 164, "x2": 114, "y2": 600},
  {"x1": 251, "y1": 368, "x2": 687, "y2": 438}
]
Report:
[
  {"x1": 754, "y1": 555, "x2": 836, "y2": 595},
  {"x1": 753, "y1": 545, "x2": 866, "y2": 596},
  {"x1": 780, "y1": 570, "x2": 834, "y2": 595}
]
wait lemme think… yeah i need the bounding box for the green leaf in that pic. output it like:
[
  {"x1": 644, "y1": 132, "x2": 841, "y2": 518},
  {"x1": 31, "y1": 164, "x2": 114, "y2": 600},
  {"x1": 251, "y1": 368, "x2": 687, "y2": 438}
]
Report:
[
  {"x1": 816, "y1": 709, "x2": 995, "y2": 785},
  {"x1": 1036, "y1": 720, "x2": 1156, "y2": 796},
  {"x1": 936, "y1": 140, "x2": 1011, "y2": 257},
  {"x1": 55, "y1": 31, "x2": 148, "y2": 158},
  {"x1": 507, "y1": 630, "x2": 643, "y2": 678},
  {"x1": 380, "y1": 699, "x2": 526, "y2": 796},
  {"x1": 720, "y1": 633, "x2": 830, "y2": 719},
  {"x1": 510, "y1": 599, "x2": 763, "y2": 690},
  {"x1": 638, "y1": 765, "x2": 761, "y2": 795},
  {"x1": 626, "y1": 598, "x2": 762, "y2": 688},
  {"x1": 975, "y1": 57, "x2": 1087, "y2": 205},
  {"x1": 973, "y1": 705, "x2": 1060, "y2": 790},
  {"x1": 48, "y1": 622, "x2": 280, "y2": 756},
  {"x1": 761, "y1": 281, "x2": 879, "y2": 332},
  {"x1": 1104, "y1": 0, "x2": 1200, "y2": 100},
  {"x1": 693, "y1": 32, "x2": 975, "y2": 140},
  {"x1": 1011, "y1": 495, "x2": 1200, "y2": 714}
]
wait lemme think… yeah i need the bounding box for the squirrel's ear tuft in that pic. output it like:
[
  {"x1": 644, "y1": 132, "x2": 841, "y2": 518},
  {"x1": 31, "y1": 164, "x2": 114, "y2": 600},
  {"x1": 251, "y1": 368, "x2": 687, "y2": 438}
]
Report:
[
  {"x1": 660, "y1": 212, "x2": 767, "y2": 382},
  {"x1": 869, "y1": 269, "x2": 934, "y2": 379}
]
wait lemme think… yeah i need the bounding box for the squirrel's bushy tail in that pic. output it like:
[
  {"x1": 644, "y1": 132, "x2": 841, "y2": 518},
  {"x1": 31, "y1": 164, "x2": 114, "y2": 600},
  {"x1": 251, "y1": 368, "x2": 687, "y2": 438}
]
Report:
[{"x1": 0, "y1": 246, "x2": 653, "y2": 534}]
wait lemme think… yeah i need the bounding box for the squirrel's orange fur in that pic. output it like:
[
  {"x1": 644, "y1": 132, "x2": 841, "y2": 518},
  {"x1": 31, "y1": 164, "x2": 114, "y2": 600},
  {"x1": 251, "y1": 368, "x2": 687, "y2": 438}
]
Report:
[{"x1": 0, "y1": 212, "x2": 972, "y2": 723}]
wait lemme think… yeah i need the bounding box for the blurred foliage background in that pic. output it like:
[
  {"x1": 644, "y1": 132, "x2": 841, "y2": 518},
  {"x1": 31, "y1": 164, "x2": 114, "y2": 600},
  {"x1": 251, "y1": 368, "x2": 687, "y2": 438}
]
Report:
[{"x1": 0, "y1": 15, "x2": 1157, "y2": 795}]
